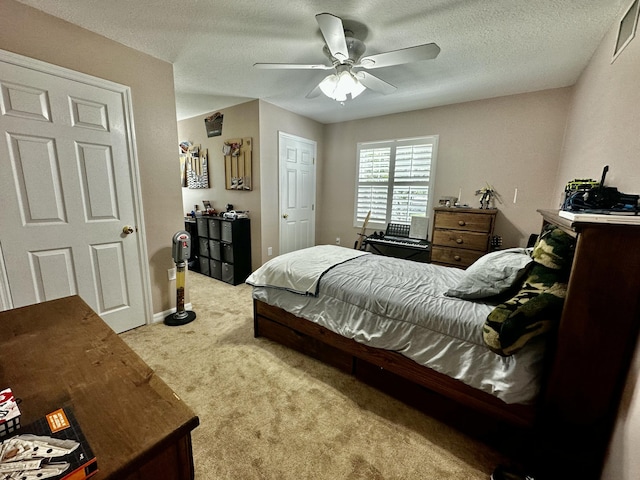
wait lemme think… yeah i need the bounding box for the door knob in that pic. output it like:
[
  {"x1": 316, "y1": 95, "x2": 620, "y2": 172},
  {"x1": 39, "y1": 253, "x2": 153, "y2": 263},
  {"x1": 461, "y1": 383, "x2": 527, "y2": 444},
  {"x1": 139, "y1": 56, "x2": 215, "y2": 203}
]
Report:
[
  {"x1": 122, "y1": 225, "x2": 134, "y2": 235},
  {"x1": 282, "y1": 214, "x2": 289, "y2": 219}
]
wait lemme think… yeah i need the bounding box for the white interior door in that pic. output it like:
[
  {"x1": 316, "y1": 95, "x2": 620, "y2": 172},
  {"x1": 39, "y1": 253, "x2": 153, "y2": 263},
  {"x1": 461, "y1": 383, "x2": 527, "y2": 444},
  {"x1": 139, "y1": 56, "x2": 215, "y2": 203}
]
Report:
[
  {"x1": 0, "y1": 50, "x2": 150, "y2": 333},
  {"x1": 278, "y1": 132, "x2": 316, "y2": 255}
]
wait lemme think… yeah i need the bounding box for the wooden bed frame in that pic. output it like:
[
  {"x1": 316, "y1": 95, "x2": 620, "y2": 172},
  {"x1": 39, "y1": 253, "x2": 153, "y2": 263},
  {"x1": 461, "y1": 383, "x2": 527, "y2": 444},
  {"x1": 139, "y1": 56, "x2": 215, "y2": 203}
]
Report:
[
  {"x1": 253, "y1": 210, "x2": 640, "y2": 479},
  {"x1": 254, "y1": 299, "x2": 536, "y2": 428}
]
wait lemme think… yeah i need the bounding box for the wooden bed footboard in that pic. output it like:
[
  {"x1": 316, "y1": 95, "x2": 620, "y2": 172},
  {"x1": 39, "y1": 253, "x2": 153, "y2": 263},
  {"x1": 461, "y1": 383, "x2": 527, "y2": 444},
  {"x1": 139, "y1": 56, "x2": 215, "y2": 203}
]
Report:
[{"x1": 253, "y1": 299, "x2": 536, "y2": 429}]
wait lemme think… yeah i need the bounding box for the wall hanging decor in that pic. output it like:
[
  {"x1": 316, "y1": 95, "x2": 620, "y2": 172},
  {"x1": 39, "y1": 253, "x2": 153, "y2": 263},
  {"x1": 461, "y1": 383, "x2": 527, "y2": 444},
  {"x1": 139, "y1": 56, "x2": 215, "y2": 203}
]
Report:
[
  {"x1": 204, "y1": 112, "x2": 223, "y2": 137},
  {"x1": 223, "y1": 137, "x2": 252, "y2": 190},
  {"x1": 179, "y1": 141, "x2": 209, "y2": 189}
]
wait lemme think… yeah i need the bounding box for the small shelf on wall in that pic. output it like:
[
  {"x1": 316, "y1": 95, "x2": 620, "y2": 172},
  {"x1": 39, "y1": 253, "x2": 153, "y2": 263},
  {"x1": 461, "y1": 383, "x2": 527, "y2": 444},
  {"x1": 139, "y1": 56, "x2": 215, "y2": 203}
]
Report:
[{"x1": 223, "y1": 137, "x2": 252, "y2": 190}]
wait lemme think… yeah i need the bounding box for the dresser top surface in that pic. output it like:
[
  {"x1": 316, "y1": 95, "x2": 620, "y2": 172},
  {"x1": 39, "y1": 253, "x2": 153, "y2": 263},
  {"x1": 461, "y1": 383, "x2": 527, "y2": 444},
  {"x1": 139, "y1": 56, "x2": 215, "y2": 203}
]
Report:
[{"x1": 434, "y1": 207, "x2": 497, "y2": 214}]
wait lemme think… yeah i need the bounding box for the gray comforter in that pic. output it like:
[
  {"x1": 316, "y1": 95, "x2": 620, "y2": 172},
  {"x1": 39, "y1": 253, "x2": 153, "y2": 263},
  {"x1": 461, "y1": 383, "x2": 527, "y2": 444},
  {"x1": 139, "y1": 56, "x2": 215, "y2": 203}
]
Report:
[{"x1": 249, "y1": 246, "x2": 545, "y2": 404}]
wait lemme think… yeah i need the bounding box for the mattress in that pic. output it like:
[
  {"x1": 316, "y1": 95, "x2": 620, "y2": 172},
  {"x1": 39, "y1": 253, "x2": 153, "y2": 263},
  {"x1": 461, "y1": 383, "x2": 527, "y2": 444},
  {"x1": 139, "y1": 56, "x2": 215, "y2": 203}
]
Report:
[{"x1": 250, "y1": 249, "x2": 545, "y2": 404}]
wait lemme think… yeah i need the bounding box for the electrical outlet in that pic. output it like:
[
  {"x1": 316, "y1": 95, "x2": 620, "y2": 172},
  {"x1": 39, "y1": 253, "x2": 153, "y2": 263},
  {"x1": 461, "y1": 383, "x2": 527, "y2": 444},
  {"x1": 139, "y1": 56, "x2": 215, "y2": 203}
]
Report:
[
  {"x1": 336, "y1": 237, "x2": 340, "y2": 245},
  {"x1": 268, "y1": 246, "x2": 273, "y2": 256},
  {"x1": 168, "y1": 267, "x2": 176, "y2": 280}
]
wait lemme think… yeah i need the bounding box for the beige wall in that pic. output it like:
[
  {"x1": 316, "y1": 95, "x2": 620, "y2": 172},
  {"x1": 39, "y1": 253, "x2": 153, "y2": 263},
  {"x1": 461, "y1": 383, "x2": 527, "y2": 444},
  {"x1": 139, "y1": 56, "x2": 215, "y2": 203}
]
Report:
[
  {"x1": 257, "y1": 100, "x2": 325, "y2": 261},
  {"x1": 177, "y1": 101, "x2": 261, "y2": 271},
  {"x1": 559, "y1": 13, "x2": 640, "y2": 480},
  {"x1": 177, "y1": 100, "x2": 324, "y2": 268},
  {"x1": 319, "y1": 89, "x2": 571, "y2": 249},
  {"x1": 554, "y1": 17, "x2": 640, "y2": 200},
  {"x1": 0, "y1": 0, "x2": 184, "y2": 317}
]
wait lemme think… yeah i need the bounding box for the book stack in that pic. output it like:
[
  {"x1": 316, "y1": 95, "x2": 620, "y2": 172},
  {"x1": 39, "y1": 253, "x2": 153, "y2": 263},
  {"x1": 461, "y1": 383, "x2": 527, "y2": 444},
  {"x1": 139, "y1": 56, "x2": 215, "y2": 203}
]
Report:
[
  {"x1": 559, "y1": 209, "x2": 640, "y2": 225},
  {"x1": 0, "y1": 406, "x2": 97, "y2": 479}
]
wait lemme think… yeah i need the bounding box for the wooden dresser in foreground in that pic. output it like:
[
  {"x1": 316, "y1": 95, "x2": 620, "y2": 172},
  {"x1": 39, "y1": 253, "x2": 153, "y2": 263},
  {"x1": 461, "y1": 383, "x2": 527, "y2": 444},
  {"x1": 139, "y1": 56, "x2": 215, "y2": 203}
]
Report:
[
  {"x1": 430, "y1": 207, "x2": 497, "y2": 268},
  {"x1": 0, "y1": 296, "x2": 199, "y2": 479}
]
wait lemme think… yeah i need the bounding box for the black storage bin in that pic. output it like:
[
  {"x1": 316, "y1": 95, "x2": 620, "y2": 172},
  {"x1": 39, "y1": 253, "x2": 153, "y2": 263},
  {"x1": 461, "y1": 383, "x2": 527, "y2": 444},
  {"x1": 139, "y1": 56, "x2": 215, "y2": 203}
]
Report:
[
  {"x1": 222, "y1": 243, "x2": 234, "y2": 263},
  {"x1": 198, "y1": 256, "x2": 210, "y2": 275},
  {"x1": 222, "y1": 262, "x2": 234, "y2": 284},
  {"x1": 196, "y1": 217, "x2": 208, "y2": 237},
  {"x1": 209, "y1": 239, "x2": 221, "y2": 261},
  {"x1": 210, "y1": 259, "x2": 222, "y2": 280},
  {"x1": 221, "y1": 221, "x2": 233, "y2": 243},
  {"x1": 198, "y1": 237, "x2": 209, "y2": 257},
  {"x1": 208, "y1": 218, "x2": 221, "y2": 240}
]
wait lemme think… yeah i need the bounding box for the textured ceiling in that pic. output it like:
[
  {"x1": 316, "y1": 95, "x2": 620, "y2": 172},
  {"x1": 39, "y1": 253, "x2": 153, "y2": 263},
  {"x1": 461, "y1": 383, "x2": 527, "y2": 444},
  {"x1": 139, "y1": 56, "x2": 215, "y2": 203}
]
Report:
[{"x1": 16, "y1": 0, "x2": 628, "y2": 124}]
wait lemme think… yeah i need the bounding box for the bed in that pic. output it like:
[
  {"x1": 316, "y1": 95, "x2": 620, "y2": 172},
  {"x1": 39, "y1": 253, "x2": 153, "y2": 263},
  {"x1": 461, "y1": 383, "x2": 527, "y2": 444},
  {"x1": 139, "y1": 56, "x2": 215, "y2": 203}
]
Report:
[
  {"x1": 247, "y1": 226, "x2": 568, "y2": 428},
  {"x1": 251, "y1": 250, "x2": 545, "y2": 404},
  {"x1": 247, "y1": 210, "x2": 640, "y2": 479}
]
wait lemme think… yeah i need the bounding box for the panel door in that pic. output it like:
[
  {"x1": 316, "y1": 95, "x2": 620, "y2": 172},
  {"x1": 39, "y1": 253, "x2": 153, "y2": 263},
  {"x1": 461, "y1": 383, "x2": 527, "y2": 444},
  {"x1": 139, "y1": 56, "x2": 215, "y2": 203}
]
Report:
[
  {"x1": 278, "y1": 132, "x2": 316, "y2": 255},
  {"x1": 0, "y1": 52, "x2": 149, "y2": 333}
]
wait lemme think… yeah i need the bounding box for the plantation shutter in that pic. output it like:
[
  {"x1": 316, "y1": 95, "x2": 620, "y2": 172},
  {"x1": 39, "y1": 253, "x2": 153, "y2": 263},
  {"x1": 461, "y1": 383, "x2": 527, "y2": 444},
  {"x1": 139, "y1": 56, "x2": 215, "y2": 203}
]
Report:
[
  {"x1": 390, "y1": 144, "x2": 432, "y2": 223},
  {"x1": 355, "y1": 137, "x2": 437, "y2": 227},
  {"x1": 356, "y1": 147, "x2": 390, "y2": 225}
]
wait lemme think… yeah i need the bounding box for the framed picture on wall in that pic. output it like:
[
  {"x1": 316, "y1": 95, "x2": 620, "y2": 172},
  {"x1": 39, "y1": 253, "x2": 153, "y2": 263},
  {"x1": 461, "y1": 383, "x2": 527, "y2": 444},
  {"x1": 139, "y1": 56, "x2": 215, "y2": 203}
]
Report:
[
  {"x1": 204, "y1": 112, "x2": 223, "y2": 137},
  {"x1": 612, "y1": 0, "x2": 639, "y2": 62}
]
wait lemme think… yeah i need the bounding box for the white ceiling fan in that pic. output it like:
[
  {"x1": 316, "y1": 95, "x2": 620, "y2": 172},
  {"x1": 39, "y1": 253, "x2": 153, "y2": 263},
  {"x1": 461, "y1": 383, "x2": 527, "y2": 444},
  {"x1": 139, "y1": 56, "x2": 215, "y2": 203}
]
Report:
[{"x1": 254, "y1": 13, "x2": 440, "y2": 102}]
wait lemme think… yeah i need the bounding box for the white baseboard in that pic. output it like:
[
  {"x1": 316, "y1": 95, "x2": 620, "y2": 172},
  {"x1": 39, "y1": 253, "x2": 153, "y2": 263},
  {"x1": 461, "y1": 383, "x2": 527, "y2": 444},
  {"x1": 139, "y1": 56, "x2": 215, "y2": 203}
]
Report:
[{"x1": 152, "y1": 303, "x2": 194, "y2": 324}]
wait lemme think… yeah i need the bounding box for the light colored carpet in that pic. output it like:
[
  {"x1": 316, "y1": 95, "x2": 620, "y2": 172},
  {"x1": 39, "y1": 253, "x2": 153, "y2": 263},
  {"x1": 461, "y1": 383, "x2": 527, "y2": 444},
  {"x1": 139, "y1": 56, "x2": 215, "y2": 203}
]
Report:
[{"x1": 120, "y1": 271, "x2": 509, "y2": 479}]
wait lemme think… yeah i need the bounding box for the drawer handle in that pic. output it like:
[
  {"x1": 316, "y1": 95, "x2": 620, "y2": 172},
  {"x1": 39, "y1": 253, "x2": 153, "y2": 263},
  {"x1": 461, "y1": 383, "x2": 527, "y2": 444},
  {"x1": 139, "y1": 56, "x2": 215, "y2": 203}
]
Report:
[
  {"x1": 458, "y1": 220, "x2": 466, "y2": 226},
  {"x1": 454, "y1": 255, "x2": 461, "y2": 261},
  {"x1": 456, "y1": 238, "x2": 463, "y2": 244}
]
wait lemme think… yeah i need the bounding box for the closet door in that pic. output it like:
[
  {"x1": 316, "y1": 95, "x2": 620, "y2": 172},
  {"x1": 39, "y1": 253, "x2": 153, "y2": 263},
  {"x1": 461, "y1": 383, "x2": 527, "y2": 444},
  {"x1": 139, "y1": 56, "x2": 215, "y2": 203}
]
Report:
[{"x1": 0, "y1": 50, "x2": 150, "y2": 333}]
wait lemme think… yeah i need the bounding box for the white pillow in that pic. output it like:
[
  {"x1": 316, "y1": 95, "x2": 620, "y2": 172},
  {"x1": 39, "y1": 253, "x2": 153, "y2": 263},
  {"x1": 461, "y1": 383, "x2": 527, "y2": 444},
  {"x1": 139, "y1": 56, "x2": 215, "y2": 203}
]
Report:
[{"x1": 445, "y1": 248, "x2": 533, "y2": 300}]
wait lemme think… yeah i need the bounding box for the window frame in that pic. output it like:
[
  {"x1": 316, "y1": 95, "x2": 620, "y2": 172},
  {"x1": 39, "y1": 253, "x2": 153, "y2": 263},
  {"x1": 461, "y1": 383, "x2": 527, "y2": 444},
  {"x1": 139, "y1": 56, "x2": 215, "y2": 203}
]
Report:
[{"x1": 353, "y1": 135, "x2": 439, "y2": 230}]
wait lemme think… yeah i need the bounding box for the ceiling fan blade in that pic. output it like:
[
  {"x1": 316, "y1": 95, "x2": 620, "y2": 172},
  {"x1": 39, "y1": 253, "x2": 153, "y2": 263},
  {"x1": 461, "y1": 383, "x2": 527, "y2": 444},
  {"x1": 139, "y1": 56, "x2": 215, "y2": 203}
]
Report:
[
  {"x1": 305, "y1": 84, "x2": 323, "y2": 99},
  {"x1": 253, "y1": 63, "x2": 332, "y2": 70},
  {"x1": 357, "y1": 43, "x2": 440, "y2": 69},
  {"x1": 316, "y1": 13, "x2": 349, "y2": 62},
  {"x1": 356, "y1": 71, "x2": 396, "y2": 95}
]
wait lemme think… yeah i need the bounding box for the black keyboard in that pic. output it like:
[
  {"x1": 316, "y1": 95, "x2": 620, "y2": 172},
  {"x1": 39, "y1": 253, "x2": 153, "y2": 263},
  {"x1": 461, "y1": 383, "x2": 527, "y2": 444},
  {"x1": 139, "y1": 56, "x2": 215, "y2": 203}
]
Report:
[
  {"x1": 383, "y1": 236, "x2": 424, "y2": 244},
  {"x1": 366, "y1": 237, "x2": 430, "y2": 250}
]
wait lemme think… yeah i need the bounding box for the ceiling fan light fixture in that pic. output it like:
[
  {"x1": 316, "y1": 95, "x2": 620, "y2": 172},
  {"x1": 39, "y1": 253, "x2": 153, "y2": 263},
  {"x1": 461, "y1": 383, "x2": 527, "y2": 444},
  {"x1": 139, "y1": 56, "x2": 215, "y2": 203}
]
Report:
[
  {"x1": 254, "y1": 13, "x2": 438, "y2": 101},
  {"x1": 319, "y1": 70, "x2": 365, "y2": 101},
  {"x1": 318, "y1": 74, "x2": 339, "y2": 98}
]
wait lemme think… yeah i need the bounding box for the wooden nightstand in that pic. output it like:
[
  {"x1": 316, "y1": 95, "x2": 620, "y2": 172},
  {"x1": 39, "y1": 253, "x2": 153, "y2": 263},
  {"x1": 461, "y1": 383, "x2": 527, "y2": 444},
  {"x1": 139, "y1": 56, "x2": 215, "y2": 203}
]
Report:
[{"x1": 430, "y1": 207, "x2": 497, "y2": 268}]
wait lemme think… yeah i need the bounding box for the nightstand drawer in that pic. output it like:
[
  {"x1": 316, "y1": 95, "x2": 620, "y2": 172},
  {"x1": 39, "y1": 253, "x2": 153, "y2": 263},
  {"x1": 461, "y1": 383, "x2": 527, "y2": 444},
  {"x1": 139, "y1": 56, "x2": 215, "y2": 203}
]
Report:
[
  {"x1": 431, "y1": 246, "x2": 484, "y2": 268},
  {"x1": 433, "y1": 211, "x2": 494, "y2": 232},
  {"x1": 432, "y1": 229, "x2": 489, "y2": 251}
]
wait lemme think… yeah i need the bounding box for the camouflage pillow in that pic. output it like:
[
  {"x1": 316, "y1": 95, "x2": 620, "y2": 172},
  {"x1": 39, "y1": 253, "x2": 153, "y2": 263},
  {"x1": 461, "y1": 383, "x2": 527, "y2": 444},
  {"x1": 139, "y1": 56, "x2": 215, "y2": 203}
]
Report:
[
  {"x1": 530, "y1": 224, "x2": 575, "y2": 270},
  {"x1": 483, "y1": 225, "x2": 575, "y2": 356}
]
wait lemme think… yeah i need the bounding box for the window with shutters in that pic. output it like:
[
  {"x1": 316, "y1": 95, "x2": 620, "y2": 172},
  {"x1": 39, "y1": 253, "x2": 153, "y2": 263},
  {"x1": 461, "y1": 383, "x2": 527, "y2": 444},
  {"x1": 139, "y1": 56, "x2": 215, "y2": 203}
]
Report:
[{"x1": 354, "y1": 136, "x2": 438, "y2": 228}]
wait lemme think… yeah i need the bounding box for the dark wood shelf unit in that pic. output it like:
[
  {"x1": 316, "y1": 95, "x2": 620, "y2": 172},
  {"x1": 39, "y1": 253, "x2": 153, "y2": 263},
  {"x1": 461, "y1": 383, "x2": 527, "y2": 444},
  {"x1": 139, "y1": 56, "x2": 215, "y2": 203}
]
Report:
[{"x1": 192, "y1": 216, "x2": 251, "y2": 285}]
